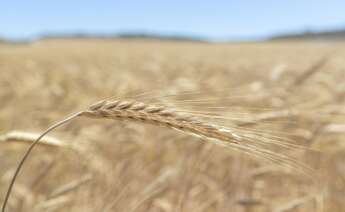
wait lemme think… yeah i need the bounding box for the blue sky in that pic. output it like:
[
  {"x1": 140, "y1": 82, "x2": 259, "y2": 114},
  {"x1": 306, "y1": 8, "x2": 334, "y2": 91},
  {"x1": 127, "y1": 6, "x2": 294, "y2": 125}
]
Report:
[{"x1": 1, "y1": 0, "x2": 345, "y2": 40}]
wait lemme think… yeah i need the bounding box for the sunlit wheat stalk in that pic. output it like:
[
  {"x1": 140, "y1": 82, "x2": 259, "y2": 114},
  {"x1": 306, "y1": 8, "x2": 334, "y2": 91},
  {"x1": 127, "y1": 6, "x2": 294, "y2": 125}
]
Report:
[{"x1": 1, "y1": 98, "x2": 312, "y2": 212}]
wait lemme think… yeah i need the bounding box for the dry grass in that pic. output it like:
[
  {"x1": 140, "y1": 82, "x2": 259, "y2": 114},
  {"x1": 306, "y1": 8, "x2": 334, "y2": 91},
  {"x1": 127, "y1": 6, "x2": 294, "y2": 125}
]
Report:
[{"x1": 0, "y1": 39, "x2": 345, "y2": 211}]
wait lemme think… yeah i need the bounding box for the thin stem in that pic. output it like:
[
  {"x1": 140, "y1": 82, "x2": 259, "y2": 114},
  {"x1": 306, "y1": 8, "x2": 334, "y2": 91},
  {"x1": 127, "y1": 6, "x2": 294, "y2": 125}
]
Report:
[{"x1": 1, "y1": 112, "x2": 81, "y2": 212}]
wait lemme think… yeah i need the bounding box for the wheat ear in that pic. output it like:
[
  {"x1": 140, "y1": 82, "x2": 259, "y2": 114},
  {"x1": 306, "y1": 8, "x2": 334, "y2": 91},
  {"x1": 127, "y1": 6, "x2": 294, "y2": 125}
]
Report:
[{"x1": 80, "y1": 100, "x2": 240, "y2": 143}]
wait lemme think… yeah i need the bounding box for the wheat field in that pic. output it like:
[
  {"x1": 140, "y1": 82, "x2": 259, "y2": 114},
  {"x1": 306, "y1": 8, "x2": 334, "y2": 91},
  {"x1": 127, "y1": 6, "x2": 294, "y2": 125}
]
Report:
[{"x1": 0, "y1": 39, "x2": 345, "y2": 212}]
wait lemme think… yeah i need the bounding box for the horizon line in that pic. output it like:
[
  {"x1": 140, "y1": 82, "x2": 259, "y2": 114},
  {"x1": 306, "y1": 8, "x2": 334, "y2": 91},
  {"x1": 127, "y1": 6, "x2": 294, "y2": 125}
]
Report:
[{"x1": 2, "y1": 26, "x2": 345, "y2": 43}]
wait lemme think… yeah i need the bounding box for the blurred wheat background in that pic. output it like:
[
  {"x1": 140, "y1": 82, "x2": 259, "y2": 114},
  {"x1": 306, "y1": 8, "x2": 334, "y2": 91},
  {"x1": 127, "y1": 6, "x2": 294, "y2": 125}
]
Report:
[{"x1": 0, "y1": 38, "x2": 344, "y2": 212}]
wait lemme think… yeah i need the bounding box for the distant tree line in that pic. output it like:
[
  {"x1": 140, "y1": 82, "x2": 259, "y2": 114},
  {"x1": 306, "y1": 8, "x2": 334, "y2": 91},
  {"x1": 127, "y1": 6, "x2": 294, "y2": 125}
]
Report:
[
  {"x1": 270, "y1": 29, "x2": 345, "y2": 41},
  {"x1": 38, "y1": 32, "x2": 206, "y2": 42}
]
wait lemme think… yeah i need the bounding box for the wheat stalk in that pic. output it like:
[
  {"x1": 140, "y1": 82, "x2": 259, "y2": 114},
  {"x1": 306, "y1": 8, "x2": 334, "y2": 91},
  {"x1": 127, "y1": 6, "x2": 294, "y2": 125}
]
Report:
[{"x1": 1, "y1": 98, "x2": 310, "y2": 212}]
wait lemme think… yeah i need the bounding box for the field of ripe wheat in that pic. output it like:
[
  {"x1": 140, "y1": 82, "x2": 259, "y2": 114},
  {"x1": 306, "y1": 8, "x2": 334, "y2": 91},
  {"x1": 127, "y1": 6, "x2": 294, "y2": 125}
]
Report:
[{"x1": 0, "y1": 39, "x2": 344, "y2": 212}]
